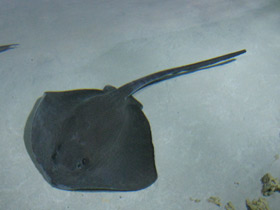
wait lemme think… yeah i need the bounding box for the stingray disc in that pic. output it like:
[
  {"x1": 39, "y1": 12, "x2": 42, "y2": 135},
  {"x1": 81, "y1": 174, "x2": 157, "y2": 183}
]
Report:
[{"x1": 25, "y1": 89, "x2": 157, "y2": 191}]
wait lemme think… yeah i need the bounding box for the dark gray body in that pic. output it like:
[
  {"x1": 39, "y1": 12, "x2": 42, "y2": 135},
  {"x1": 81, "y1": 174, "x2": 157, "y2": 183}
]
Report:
[{"x1": 24, "y1": 50, "x2": 246, "y2": 191}]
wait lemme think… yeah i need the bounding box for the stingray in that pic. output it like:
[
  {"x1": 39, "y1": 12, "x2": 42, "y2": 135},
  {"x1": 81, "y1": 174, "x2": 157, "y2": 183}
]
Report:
[
  {"x1": 0, "y1": 44, "x2": 18, "y2": 53},
  {"x1": 24, "y1": 49, "x2": 246, "y2": 191}
]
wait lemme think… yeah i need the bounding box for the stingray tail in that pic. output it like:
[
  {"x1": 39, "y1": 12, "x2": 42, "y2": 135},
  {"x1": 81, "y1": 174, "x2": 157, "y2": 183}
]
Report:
[
  {"x1": 0, "y1": 44, "x2": 19, "y2": 53},
  {"x1": 118, "y1": 49, "x2": 246, "y2": 97}
]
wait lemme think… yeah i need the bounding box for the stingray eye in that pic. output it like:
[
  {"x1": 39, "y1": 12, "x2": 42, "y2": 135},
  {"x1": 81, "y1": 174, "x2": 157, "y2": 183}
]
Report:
[
  {"x1": 76, "y1": 162, "x2": 82, "y2": 169},
  {"x1": 82, "y1": 158, "x2": 89, "y2": 165},
  {"x1": 76, "y1": 157, "x2": 89, "y2": 169},
  {"x1": 51, "y1": 152, "x2": 57, "y2": 162},
  {"x1": 51, "y1": 144, "x2": 62, "y2": 163}
]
